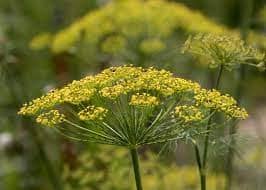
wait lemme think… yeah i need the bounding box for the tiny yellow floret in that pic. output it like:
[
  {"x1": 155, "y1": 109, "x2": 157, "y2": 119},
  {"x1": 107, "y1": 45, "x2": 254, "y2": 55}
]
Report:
[
  {"x1": 78, "y1": 106, "x2": 108, "y2": 121},
  {"x1": 36, "y1": 110, "x2": 65, "y2": 127},
  {"x1": 182, "y1": 33, "x2": 265, "y2": 70},
  {"x1": 130, "y1": 93, "x2": 159, "y2": 107},
  {"x1": 194, "y1": 89, "x2": 248, "y2": 119},
  {"x1": 174, "y1": 105, "x2": 204, "y2": 123}
]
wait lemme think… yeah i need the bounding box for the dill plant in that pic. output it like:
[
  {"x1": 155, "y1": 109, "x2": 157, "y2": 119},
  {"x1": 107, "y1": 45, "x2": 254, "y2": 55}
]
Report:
[
  {"x1": 18, "y1": 66, "x2": 247, "y2": 190},
  {"x1": 182, "y1": 33, "x2": 265, "y2": 71},
  {"x1": 29, "y1": 0, "x2": 235, "y2": 71},
  {"x1": 30, "y1": 0, "x2": 266, "y2": 65},
  {"x1": 33, "y1": 0, "x2": 227, "y2": 54},
  {"x1": 182, "y1": 33, "x2": 265, "y2": 190}
]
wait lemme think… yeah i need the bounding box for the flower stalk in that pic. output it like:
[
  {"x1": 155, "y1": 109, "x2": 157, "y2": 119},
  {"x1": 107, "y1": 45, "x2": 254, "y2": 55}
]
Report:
[
  {"x1": 130, "y1": 148, "x2": 143, "y2": 190},
  {"x1": 194, "y1": 144, "x2": 205, "y2": 190},
  {"x1": 196, "y1": 64, "x2": 224, "y2": 190}
]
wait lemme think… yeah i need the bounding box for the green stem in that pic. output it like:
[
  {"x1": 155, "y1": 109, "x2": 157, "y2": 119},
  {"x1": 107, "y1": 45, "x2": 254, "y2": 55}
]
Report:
[
  {"x1": 130, "y1": 148, "x2": 143, "y2": 190},
  {"x1": 214, "y1": 64, "x2": 224, "y2": 90},
  {"x1": 194, "y1": 144, "x2": 206, "y2": 190},
  {"x1": 226, "y1": 59, "x2": 245, "y2": 190},
  {"x1": 199, "y1": 64, "x2": 224, "y2": 190}
]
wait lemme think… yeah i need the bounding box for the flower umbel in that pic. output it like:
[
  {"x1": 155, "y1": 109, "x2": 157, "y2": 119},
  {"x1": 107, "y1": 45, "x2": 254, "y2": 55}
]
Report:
[
  {"x1": 130, "y1": 93, "x2": 159, "y2": 107},
  {"x1": 194, "y1": 89, "x2": 248, "y2": 119},
  {"x1": 18, "y1": 66, "x2": 247, "y2": 146},
  {"x1": 174, "y1": 105, "x2": 204, "y2": 123},
  {"x1": 182, "y1": 33, "x2": 265, "y2": 71},
  {"x1": 78, "y1": 106, "x2": 108, "y2": 121},
  {"x1": 30, "y1": 0, "x2": 230, "y2": 54},
  {"x1": 36, "y1": 110, "x2": 65, "y2": 127}
]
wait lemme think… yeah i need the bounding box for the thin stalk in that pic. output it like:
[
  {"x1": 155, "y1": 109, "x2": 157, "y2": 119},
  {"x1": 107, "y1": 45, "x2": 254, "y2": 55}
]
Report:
[
  {"x1": 130, "y1": 148, "x2": 143, "y2": 190},
  {"x1": 225, "y1": 65, "x2": 245, "y2": 190},
  {"x1": 194, "y1": 144, "x2": 206, "y2": 190},
  {"x1": 214, "y1": 64, "x2": 224, "y2": 90},
  {"x1": 203, "y1": 64, "x2": 223, "y2": 164},
  {"x1": 198, "y1": 64, "x2": 224, "y2": 190}
]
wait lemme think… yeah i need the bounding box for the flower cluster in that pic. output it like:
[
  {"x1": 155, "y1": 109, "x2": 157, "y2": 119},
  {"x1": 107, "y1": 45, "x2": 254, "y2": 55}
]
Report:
[
  {"x1": 174, "y1": 105, "x2": 204, "y2": 123},
  {"x1": 30, "y1": 0, "x2": 228, "y2": 54},
  {"x1": 18, "y1": 77, "x2": 96, "y2": 115},
  {"x1": 130, "y1": 93, "x2": 159, "y2": 107},
  {"x1": 194, "y1": 89, "x2": 248, "y2": 119},
  {"x1": 30, "y1": 0, "x2": 266, "y2": 70},
  {"x1": 182, "y1": 33, "x2": 265, "y2": 70},
  {"x1": 36, "y1": 110, "x2": 65, "y2": 127},
  {"x1": 78, "y1": 106, "x2": 108, "y2": 121},
  {"x1": 19, "y1": 66, "x2": 247, "y2": 146}
]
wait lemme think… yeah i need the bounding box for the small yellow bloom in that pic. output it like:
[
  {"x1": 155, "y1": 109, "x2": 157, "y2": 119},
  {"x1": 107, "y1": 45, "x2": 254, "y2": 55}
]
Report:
[
  {"x1": 78, "y1": 106, "x2": 108, "y2": 121},
  {"x1": 182, "y1": 33, "x2": 265, "y2": 70},
  {"x1": 36, "y1": 110, "x2": 65, "y2": 127},
  {"x1": 194, "y1": 89, "x2": 248, "y2": 119},
  {"x1": 174, "y1": 105, "x2": 204, "y2": 123},
  {"x1": 130, "y1": 93, "x2": 159, "y2": 107}
]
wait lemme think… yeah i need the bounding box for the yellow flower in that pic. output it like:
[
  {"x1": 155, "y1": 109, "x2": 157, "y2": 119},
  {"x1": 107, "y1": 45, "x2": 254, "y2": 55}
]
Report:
[
  {"x1": 174, "y1": 105, "x2": 204, "y2": 123},
  {"x1": 31, "y1": 0, "x2": 231, "y2": 54},
  {"x1": 182, "y1": 33, "x2": 265, "y2": 70},
  {"x1": 130, "y1": 93, "x2": 159, "y2": 107},
  {"x1": 18, "y1": 66, "x2": 247, "y2": 146},
  {"x1": 194, "y1": 89, "x2": 248, "y2": 119},
  {"x1": 36, "y1": 110, "x2": 65, "y2": 127},
  {"x1": 19, "y1": 65, "x2": 247, "y2": 120},
  {"x1": 78, "y1": 106, "x2": 108, "y2": 121}
]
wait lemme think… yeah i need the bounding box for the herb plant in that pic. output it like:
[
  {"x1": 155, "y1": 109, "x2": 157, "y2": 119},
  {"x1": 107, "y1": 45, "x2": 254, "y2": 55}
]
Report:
[{"x1": 18, "y1": 66, "x2": 247, "y2": 190}]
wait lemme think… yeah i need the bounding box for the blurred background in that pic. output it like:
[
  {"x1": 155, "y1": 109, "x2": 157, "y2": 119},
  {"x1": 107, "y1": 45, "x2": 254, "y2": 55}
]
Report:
[{"x1": 0, "y1": 0, "x2": 265, "y2": 189}]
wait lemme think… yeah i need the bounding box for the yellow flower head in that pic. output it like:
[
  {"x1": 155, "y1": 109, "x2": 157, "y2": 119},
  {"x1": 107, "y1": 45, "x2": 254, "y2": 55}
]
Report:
[
  {"x1": 130, "y1": 93, "x2": 159, "y2": 107},
  {"x1": 31, "y1": 0, "x2": 230, "y2": 54},
  {"x1": 78, "y1": 106, "x2": 108, "y2": 121},
  {"x1": 194, "y1": 89, "x2": 248, "y2": 119},
  {"x1": 182, "y1": 33, "x2": 265, "y2": 70},
  {"x1": 174, "y1": 105, "x2": 204, "y2": 123},
  {"x1": 36, "y1": 110, "x2": 65, "y2": 127},
  {"x1": 18, "y1": 66, "x2": 247, "y2": 146}
]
